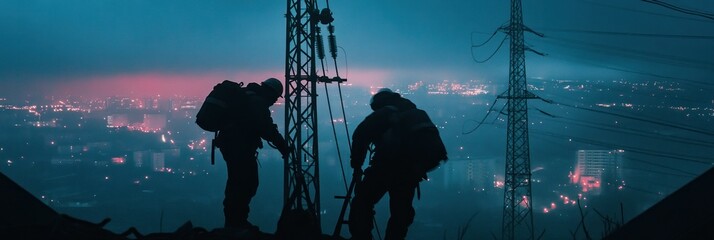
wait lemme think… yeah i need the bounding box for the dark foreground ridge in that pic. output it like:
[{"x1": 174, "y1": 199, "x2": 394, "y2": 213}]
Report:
[
  {"x1": 5, "y1": 167, "x2": 714, "y2": 239},
  {"x1": 0, "y1": 172, "x2": 344, "y2": 240},
  {"x1": 605, "y1": 166, "x2": 714, "y2": 239}
]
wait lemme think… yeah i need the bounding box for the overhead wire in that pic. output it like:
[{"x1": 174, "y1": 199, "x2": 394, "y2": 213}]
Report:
[
  {"x1": 315, "y1": 3, "x2": 352, "y2": 192},
  {"x1": 641, "y1": 0, "x2": 714, "y2": 21},
  {"x1": 487, "y1": 108, "x2": 714, "y2": 165},
  {"x1": 530, "y1": 127, "x2": 714, "y2": 165},
  {"x1": 538, "y1": 36, "x2": 714, "y2": 71},
  {"x1": 621, "y1": 166, "x2": 694, "y2": 179},
  {"x1": 538, "y1": 28, "x2": 714, "y2": 40},
  {"x1": 543, "y1": 98, "x2": 714, "y2": 137},
  {"x1": 552, "y1": 128, "x2": 708, "y2": 163},
  {"x1": 462, "y1": 98, "x2": 500, "y2": 134},
  {"x1": 530, "y1": 34, "x2": 714, "y2": 90},
  {"x1": 539, "y1": 80, "x2": 714, "y2": 106},
  {"x1": 520, "y1": 96, "x2": 712, "y2": 180},
  {"x1": 324, "y1": 83, "x2": 349, "y2": 192},
  {"x1": 580, "y1": 0, "x2": 714, "y2": 23},
  {"x1": 538, "y1": 49, "x2": 713, "y2": 89},
  {"x1": 526, "y1": 111, "x2": 710, "y2": 175},
  {"x1": 530, "y1": 110, "x2": 714, "y2": 148},
  {"x1": 471, "y1": 29, "x2": 501, "y2": 48},
  {"x1": 625, "y1": 157, "x2": 698, "y2": 177},
  {"x1": 471, "y1": 35, "x2": 508, "y2": 63},
  {"x1": 465, "y1": 105, "x2": 706, "y2": 184}
]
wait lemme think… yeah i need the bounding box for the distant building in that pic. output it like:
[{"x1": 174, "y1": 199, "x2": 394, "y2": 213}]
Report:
[
  {"x1": 106, "y1": 97, "x2": 133, "y2": 111},
  {"x1": 142, "y1": 114, "x2": 166, "y2": 132},
  {"x1": 441, "y1": 158, "x2": 496, "y2": 192},
  {"x1": 571, "y1": 150, "x2": 624, "y2": 195},
  {"x1": 107, "y1": 114, "x2": 129, "y2": 128},
  {"x1": 133, "y1": 151, "x2": 147, "y2": 168},
  {"x1": 152, "y1": 152, "x2": 165, "y2": 172}
]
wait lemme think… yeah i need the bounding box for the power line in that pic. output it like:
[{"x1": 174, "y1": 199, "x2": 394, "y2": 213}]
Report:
[
  {"x1": 621, "y1": 166, "x2": 694, "y2": 179},
  {"x1": 530, "y1": 112, "x2": 714, "y2": 149},
  {"x1": 462, "y1": 98, "x2": 501, "y2": 134},
  {"x1": 485, "y1": 113, "x2": 707, "y2": 181},
  {"x1": 534, "y1": 80, "x2": 713, "y2": 105},
  {"x1": 544, "y1": 99, "x2": 714, "y2": 137},
  {"x1": 489, "y1": 108, "x2": 713, "y2": 164},
  {"x1": 539, "y1": 28, "x2": 714, "y2": 40},
  {"x1": 486, "y1": 106, "x2": 705, "y2": 194},
  {"x1": 625, "y1": 157, "x2": 698, "y2": 177},
  {"x1": 471, "y1": 29, "x2": 502, "y2": 48},
  {"x1": 471, "y1": 35, "x2": 508, "y2": 63},
  {"x1": 534, "y1": 48, "x2": 714, "y2": 89},
  {"x1": 532, "y1": 38, "x2": 714, "y2": 89},
  {"x1": 530, "y1": 128, "x2": 714, "y2": 165},
  {"x1": 642, "y1": 0, "x2": 714, "y2": 21},
  {"x1": 539, "y1": 36, "x2": 714, "y2": 71},
  {"x1": 580, "y1": 0, "x2": 714, "y2": 23}
]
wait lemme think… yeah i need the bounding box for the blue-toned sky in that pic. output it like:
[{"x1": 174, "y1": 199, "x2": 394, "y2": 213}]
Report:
[{"x1": 1, "y1": 0, "x2": 712, "y2": 97}]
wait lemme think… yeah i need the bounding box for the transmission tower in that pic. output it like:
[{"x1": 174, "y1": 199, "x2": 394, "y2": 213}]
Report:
[
  {"x1": 283, "y1": 0, "x2": 343, "y2": 233},
  {"x1": 499, "y1": 0, "x2": 536, "y2": 239},
  {"x1": 283, "y1": 0, "x2": 322, "y2": 230}
]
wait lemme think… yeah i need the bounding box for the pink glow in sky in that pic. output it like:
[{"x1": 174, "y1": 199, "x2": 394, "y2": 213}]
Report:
[
  {"x1": 47, "y1": 68, "x2": 393, "y2": 98},
  {"x1": 50, "y1": 71, "x2": 279, "y2": 98}
]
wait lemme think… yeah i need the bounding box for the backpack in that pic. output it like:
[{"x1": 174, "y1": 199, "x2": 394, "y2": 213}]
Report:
[
  {"x1": 196, "y1": 80, "x2": 247, "y2": 132},
  {"x1": 388, "y1": 108, "x2": 448, "y2": 174},
  {"x1": 195, "y1": 80, "x2": 249, "y2": 164}
]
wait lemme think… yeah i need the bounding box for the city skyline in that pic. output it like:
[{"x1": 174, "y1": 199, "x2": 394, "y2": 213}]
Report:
[
  {"x1": 2, "y1": 1, "x2": 713, "y2": 239},
  {"x1": 2, "y1": 77, "x2": 712, "y2": 238}
]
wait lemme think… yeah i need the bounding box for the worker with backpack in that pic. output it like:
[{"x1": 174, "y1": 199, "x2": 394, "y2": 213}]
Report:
[
  {"x1": 348, "y1": 88, "x2": 448, "y2": 240},
  {"x1": 196, "y1": 78, "x2": 289, "y2": 234}
]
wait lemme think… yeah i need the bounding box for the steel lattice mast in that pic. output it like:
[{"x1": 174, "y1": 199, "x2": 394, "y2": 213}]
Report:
[
  {"x1": 500, "y1": 0, "x2": 536, "y2": 239},
  {"x1": 284, "y1": 0, "x2": 321, "y2": 229}
]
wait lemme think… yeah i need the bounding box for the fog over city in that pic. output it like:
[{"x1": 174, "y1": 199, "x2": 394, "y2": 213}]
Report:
[{"x1": 1, "y1": 1, "x2": 713, "y2": 239}]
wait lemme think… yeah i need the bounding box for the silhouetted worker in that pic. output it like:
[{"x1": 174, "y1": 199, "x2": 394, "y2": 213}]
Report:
[
  {"x1": 216, "y1": 78, "x2": 289, "y2": 232},
  {"x1": 349, "y1": 88, "x2": 441, "y2": 240}
]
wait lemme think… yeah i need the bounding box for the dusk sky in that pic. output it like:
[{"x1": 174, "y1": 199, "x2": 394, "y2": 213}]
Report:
[{"x1": 1, "y1": 0, "x2": 713, "y2": 98}]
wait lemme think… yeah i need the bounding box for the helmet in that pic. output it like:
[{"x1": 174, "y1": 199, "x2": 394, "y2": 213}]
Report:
[
  {"x1": 261, "y1": 78, "x2": 283, "y2": 98},
  {"x1": 370, "y1": 88, "x2": 398, "y2": 111}
]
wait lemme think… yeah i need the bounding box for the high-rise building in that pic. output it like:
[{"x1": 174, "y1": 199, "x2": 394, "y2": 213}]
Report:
[{"x1": 571, "y1": 150, "x2": 624, "y2": 195}]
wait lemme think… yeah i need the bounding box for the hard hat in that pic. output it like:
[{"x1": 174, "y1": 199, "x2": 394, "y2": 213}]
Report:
[
  {"x1": 261, "y1": 78, "x2": 283, "y2": 98},
  {"x1": 370, "y1": 88, "x2": 398, "y2": 110}
]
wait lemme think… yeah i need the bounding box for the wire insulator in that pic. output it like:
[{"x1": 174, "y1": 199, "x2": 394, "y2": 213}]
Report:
[
  {"x1": 316, "y1": 28, "x2": 326, "y2": 60},
  {"x1": 320, "y1": 8, "x2": 334, "y2": 25},
  {"x1": 328, "y1": 24, "x2": 335, "y2": 34},
  {"x1": 328, "y1": 35, "x2": 337, "y2": 59}
]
